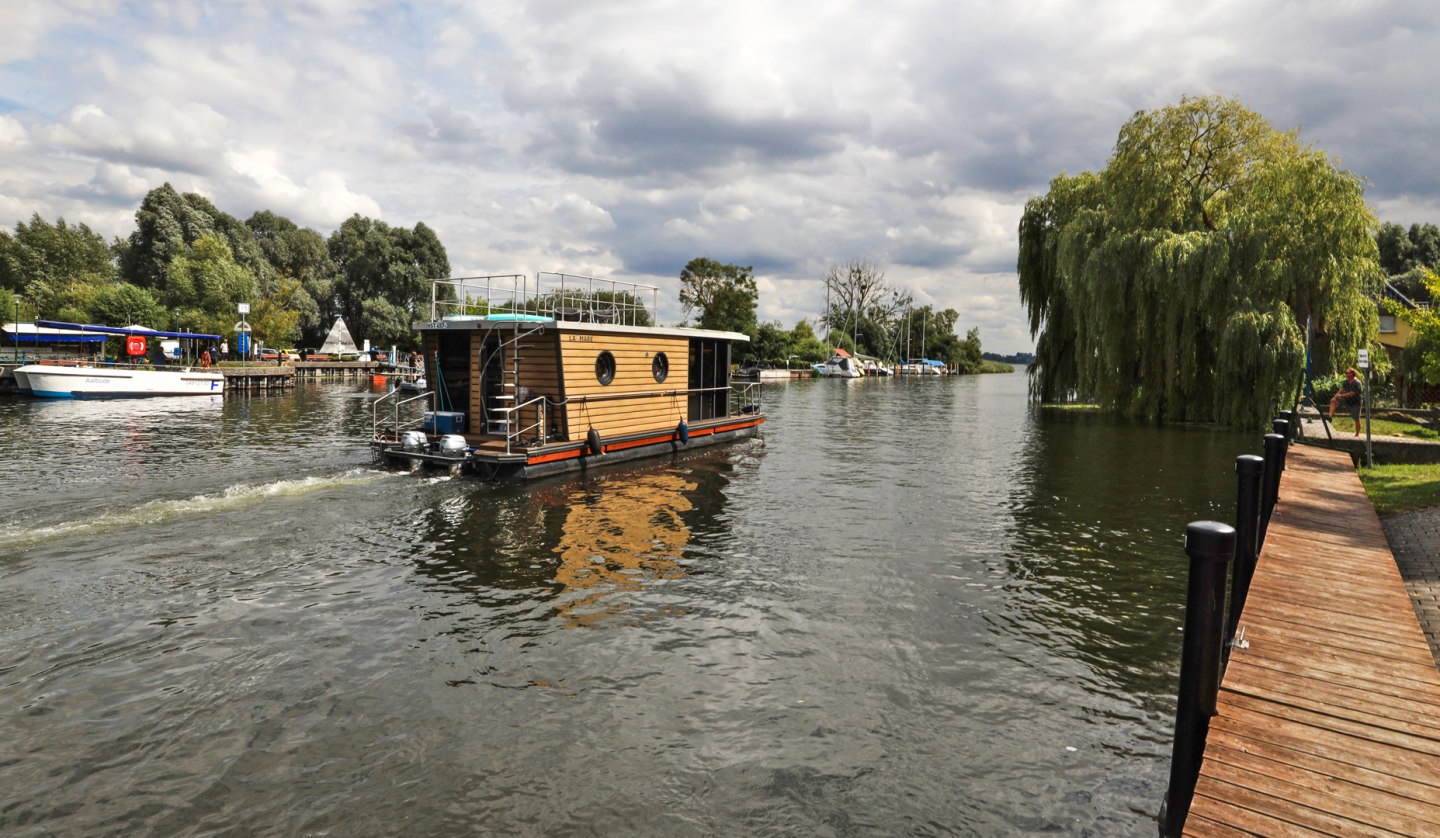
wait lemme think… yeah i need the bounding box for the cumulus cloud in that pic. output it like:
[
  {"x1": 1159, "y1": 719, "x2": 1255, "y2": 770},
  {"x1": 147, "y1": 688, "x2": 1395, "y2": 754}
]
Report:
[
  {"x1": 2, "y1": 0, "x2": 1440, "y2": 352},
  {"x1": 222, "y1": 149, "x2": 382, "y2": 227},
  {"x1": 0, "y1": 115, "x2": 27, "y2": 149},
  {"x1": 41, "y1": 100, "x2": 229, "y2": 175}
]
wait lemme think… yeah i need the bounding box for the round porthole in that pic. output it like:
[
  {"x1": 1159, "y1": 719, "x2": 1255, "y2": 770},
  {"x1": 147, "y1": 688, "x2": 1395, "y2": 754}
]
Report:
[
  {"x1": 652, "y1": 352, "x2": 669, "y2": 383},
  {"x1": 595, "y1": 350, "x2": 616, "y2": 385}
]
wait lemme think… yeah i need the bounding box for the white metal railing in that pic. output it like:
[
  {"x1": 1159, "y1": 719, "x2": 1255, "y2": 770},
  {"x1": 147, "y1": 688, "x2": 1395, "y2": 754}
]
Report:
[
  {"x1": 429, "y1": 273, "x2": 659, "y2": 327},
  {"x1": 495, "y1": 394, "x2": 549, "y2": 453},
  {"x1": 372, "y1": 387, "x2": 434, "y2": 440}
]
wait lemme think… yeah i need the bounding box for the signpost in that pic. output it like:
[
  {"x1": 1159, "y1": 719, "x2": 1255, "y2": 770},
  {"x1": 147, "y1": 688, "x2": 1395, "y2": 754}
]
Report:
[
  {"x1": 236, "y1": 303, "x2": 252, "y2": 362},
  {"x1": 1357, "y1": 348, "x2": 1373, "y2": 467}
]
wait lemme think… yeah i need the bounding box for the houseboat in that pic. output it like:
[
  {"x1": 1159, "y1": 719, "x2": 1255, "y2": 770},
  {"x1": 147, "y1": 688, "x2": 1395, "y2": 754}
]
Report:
[{"x1": 371, "y1": 273, "x2": 764, "y2": 479}]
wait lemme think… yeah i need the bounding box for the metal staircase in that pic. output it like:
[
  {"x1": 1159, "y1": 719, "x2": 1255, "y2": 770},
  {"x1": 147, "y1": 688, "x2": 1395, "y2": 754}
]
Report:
[{"x1": 486, "y1": 320, "x2": 551, "y2": 451}]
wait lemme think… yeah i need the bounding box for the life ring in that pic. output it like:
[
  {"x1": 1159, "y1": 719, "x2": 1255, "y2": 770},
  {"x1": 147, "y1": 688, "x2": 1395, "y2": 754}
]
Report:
[
  {"x1": 676, "y1": 420, "x2": 689, "y2": 445},
  {"x1": 586, "y1": 427, "x2": 602, "y2": 457}
]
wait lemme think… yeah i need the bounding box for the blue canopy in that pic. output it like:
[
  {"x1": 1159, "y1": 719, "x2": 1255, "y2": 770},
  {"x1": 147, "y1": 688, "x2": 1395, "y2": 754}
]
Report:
[
  {"x1": 35, "y1": 320, "x2": 223, "y2": 341},
  {"x1": 3, "y1": 323, "x2": 107, "y2": 344}
]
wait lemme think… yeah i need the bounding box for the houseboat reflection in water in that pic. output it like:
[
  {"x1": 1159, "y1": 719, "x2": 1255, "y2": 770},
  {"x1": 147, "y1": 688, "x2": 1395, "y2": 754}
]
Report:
[{"x1": 549, "y1": 468, "x2": 695, "y2": 627}]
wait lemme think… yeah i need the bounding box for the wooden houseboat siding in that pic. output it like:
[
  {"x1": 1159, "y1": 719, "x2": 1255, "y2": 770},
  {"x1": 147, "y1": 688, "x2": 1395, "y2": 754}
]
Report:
[
  {"x1": 558, "y1": 330, "x2": 690, "y2": 441},
  {"x1": 509, "y1": 331, "x2": 561, "y2": 438}
]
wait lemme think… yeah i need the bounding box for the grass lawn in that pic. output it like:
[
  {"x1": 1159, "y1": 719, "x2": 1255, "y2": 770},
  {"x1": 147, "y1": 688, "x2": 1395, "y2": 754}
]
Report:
[{"x1": 1357, "y1": 463, "x2": 1440, "y2": 517}]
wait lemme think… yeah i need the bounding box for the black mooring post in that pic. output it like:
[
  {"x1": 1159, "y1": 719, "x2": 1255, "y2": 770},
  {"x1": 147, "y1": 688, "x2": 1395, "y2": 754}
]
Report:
[
  {"x1": 1259, "y1": 433, "x2": 1287, "y2": 545},
  {"x1": 1159, "y1": 521, "x2": 1236, "y2": 838},
  {"x1": 1224, "y1": 455, "x2": 1264, "y2": 663},
  {"x1": 1271, "y1": 417, "x2": 1290, "y2": 446}
]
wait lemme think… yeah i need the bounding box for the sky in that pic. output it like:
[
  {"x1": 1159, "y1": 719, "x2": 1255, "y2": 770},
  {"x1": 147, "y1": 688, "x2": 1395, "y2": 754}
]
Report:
[{"x1": 2, "y1": 1, "x2": 1438, "y2": 353}]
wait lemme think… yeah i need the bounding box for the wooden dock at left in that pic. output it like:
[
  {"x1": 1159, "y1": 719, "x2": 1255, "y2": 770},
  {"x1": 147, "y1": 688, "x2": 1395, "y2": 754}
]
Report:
[{"x1": 1183, "y1": 445, "x2": 1440, "y2": 835}]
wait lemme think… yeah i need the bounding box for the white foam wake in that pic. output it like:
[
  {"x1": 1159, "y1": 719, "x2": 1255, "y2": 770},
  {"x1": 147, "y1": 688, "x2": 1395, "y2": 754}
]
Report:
[{"x1": 3, "y1": 468, "x2": 392, "y2": 549}]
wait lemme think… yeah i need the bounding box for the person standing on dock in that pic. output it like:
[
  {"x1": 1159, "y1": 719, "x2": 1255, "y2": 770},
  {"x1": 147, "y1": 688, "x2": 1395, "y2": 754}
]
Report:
[{"x1": 220, "y1": 339, "x2": 228, "y2": 362}]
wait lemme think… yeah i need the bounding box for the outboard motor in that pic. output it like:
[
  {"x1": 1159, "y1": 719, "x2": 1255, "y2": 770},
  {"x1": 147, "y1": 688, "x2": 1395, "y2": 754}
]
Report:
[
  {"x1": 400, "y1": 430, "x2": 427, "y2": 451},
  {"x1": 438, "y1": 434, "x2": 467, "y2": 455}
]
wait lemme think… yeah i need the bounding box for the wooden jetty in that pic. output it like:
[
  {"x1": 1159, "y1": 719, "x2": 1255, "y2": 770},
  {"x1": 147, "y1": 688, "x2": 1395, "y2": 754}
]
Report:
[
  {"x1": 221, "y1": 365, "x2": 296, "y2": 392},
  {"x1": 1183, "y1": 445, "x2": 1440, "y2": 835},
  {"x1": 221, "y1": 361, "x2": 387, "y2": 392}
]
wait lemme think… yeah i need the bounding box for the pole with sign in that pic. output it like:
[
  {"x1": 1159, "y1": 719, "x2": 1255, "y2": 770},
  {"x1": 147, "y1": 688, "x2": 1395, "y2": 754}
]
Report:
[
  {"x1": 236, "y1": 302, "x2": 252, "y2": 363},
  {"x1": 1358, "y1": 348, "x2": 1373, "y2": 467}
]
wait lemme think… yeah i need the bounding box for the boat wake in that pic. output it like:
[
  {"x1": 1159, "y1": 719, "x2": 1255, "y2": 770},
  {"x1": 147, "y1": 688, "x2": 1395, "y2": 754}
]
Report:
[{"x1": 3, "y1": 469, "x2": 392, "y2": 550}]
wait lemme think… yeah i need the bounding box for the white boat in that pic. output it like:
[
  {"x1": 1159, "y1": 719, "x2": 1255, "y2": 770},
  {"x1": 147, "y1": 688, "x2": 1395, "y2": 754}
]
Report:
[
  {"x1": 813, "y1": 352, "x2": 863, "y2": 378},
  {"x1": 19, "y1": 364, "x2": 224, "y2": 398},
  {"x1": 898, "y1": 358, "x2": 945, "y2": 376},
  {"x1": 11, "y1": 366, "x2": 33, "y2": 394},
  {"x1": 19, "y1": 320, "x2": 226, "y2": 399}
]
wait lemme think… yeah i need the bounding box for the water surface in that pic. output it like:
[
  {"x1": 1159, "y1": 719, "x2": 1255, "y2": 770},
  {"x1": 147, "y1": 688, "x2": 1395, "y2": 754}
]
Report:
[{"x1": 0, "y1": 373, "x2": 1254, "y2": 835}]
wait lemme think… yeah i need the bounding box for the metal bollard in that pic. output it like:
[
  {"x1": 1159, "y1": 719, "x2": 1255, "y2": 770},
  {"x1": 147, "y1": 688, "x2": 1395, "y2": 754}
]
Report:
[
  {"x1": 1224, "y1": 455, "x2": 1264, "y2": 662},
  {"x1": 1271, "y1": 417, "x2": 1290, "y2": 445},
  {"x1": 1259, "y1": 433, "x2": 1287, "y2": 544},
  {"x1": 1159, "y1": 521, "x2": 1236, "y2": 838}
]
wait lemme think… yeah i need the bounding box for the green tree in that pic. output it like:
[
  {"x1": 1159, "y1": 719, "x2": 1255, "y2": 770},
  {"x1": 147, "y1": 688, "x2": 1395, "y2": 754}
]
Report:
[
  {"x1": 1018, "y1": 94, "x2": 1381, "y2": 429},
  {"x1": 329, "y1": 215, "x2": 451, "y2": 346},
  {"x1": 88, "y1": 283, "x2": 165, "y2": 328},
  {"x1": 898, "y1": 305, "x2": 963, "y2": 362},
  {"x1": 819, "y1": 259, "x2": 911, "y2": 357},
  {"x1": 788, "y1": 319, "x2": 830, "y2": 363},
  {"x1": 0, "y1": 214, "x2": 117, "y2": 321},
  {"x1": 163, "y1": 235, "x2": 258, "y2": 335},
  {"x1": 955, "y1": 327, "x2": 983, "y2": 374},
  {"x1": 1409, "y1": 223, "x2": 1440, "y2": 269},
  {"x1": 247, "y1": 210, "x2": 337, "y2": 344},
  {"x1": 1402, "y1": 269, "x2": 1440, "y2": 384},
  {"x1": 122, "y1": 184, "x2": 275, "y2": 295},
  {"x1": 0, "y1": 214, "x2": 115, "y2": 293},
  {"x1": 1377, "y1": 222, "x2": 1413, "y2": 276},
  {"x1": 249, "y1": 275, "x2": 304, "y2": 348},
  {"x1": 748, "y1": 321, "x2": 791, "y2": 364},
  {"x1": 678, "y1": 257, "x2": 758, "y2": 334}
]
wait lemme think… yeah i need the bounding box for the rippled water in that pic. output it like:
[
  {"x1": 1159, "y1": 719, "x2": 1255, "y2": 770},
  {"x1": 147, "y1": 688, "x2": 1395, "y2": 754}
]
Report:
[{"x1": 0, "y1": 373, "x2": 1254, "y2": 835}]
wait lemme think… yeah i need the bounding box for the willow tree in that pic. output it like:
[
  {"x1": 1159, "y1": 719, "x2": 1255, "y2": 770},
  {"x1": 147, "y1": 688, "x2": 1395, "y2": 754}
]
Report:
[{"x1": 1018, "y1": 95, "x2": 1381, "y2": 429}]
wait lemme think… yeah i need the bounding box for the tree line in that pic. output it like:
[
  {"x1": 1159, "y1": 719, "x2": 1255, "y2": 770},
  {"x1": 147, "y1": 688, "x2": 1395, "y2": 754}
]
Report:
[
  {"x1": 3, "y1": 184, "x2": 992, "y2": 369},
  {"x1": 677, "y1": 256, "x2": 989, "y2": 373},
  {"x1": 0, "y1": 183, "x2": 448, "y2": 350}
]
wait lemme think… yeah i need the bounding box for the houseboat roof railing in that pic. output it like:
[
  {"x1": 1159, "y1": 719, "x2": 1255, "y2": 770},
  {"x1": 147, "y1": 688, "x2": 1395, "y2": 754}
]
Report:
[
  {"x1": 536, "y1": 272, "x2": 658, "y2": 327},
  {"x1": 430, "y1": 274, "x2": 530, "y2": 321},
  {"x1": 429, "y1": 273, "x2": 660, "y2": 327}
]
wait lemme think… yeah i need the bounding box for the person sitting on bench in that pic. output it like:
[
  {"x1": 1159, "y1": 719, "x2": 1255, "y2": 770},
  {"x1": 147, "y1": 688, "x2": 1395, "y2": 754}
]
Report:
[{"x1": 1328, "y1": 367, "x2": 1362, "y2": 436}]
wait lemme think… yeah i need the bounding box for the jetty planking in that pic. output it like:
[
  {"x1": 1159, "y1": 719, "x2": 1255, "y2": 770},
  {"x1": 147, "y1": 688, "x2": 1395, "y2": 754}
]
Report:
[{"x1": 1183, "y1": 445, "x2": 1440, "y2": 835}]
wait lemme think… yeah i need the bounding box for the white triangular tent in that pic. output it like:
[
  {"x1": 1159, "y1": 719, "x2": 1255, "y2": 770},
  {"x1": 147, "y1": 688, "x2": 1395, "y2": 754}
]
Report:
[{"x1": 319, "y1": 316, "x2": 359, "y2": 355}]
